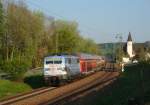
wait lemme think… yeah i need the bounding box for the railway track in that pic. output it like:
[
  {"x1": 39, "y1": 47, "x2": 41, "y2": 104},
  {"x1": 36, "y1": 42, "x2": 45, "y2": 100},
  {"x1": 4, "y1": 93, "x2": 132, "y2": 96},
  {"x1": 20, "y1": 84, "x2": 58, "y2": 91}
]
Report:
[
  {"x1": 42, "y1": 71, "x2": 118, "y2": 105},
  {"x1": 0, "y1": 63, "x2": 119, "y2": 105},
  {"x1": 0, "y1": 87, "x2": 56, "y2": 105},
  {"x1": 103, "y1": 62, "x2": 120, "y2": 71},
  {"x1": 43, "y1": 63, "x2": 119, "y2": 105}
]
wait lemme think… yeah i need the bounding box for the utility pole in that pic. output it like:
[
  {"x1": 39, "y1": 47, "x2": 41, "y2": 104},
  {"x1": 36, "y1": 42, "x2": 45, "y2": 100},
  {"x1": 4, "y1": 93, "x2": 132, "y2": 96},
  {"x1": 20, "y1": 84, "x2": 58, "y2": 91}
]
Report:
[
  {"x1": 115, "y1": 33, "x2": 123, "y2": 62},
  {"x1": 51, "y1": 21, "x2": 58, "y2": 55},
  {"x1": 55, "y1": 32, "x2": 58, "y2": 54},
  {"x1": 112, "y1": 42, "x2": 115, "y2": 71},
  {"x1": 53, "y1": 21, "x2": 58, "y2": 54}
]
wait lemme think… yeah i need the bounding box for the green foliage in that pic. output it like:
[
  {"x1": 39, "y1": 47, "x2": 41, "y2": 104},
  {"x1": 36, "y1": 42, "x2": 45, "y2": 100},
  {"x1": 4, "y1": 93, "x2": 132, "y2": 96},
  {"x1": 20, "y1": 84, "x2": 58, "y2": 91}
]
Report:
[
  {"x1": 24, "y1": 69, "x2": 45, "y2": 89},
  {"x1": 115, "y1": 47, "x2": 122, "y2": 62},
  {"x1": 0, "y1": 1, "x2": 3, "y2": 34},
  {"x1": 0, "y1": 58, "x2": 30, "y2": 81},
  {"x1": 24, "y1": 75, "x2": 45, "y2": 89},
  {"x1": 0, "y1": 1, "x2": 4, "y2": 60},
  {"x1": 134, "y1": 47, "x2": 146, "y2": 61},
  {"x1": 77, "y1": 37, "x2": 100, "y2": 54},
  {"x1": 51, "y1": 20, "x2": 79, "y2": 53},
  {"x1": 114, "y1": 62, "x2": 150, "y2": 104},
  {"x1": 50, "y1": 20, "x2": 100, "y2": 55},
  {"x1": 0, "y1": 80, "x2": 31, "y2": 99},
  {"x1": 0, "y1": 1, "x2": 101, "y2": 81}
]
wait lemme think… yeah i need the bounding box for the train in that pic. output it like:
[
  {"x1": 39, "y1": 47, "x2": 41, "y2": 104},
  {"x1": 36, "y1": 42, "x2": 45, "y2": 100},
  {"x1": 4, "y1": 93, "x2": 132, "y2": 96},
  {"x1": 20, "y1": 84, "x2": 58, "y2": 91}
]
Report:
[{"x1": 43, "y1": 53, "x2": 105, "y2": 85}]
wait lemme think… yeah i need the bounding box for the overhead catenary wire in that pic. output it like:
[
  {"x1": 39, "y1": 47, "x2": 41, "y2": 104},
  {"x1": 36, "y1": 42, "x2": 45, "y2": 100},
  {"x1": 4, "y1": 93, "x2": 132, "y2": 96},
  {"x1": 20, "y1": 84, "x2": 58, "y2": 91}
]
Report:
[
  {"x1": 27, "y1": 0, "x2": 66, "y2": 20},
  {"x1": 26, "y1": 0, "x2": 102, "y2": 39}
]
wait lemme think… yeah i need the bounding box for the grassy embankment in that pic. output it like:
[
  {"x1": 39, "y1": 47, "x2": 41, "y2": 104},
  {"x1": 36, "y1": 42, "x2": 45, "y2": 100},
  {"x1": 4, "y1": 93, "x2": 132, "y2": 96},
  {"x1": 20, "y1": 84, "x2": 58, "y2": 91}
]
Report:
[
  {"x1": 92, "y1": 62, "x2": 150, "y2": 105},
  {"x1": 0, "y1": 69, "x2": 45, "y2": 100},
  {"x1": 67, "y1": 62, "x2": 150, "y2": 105},
  {"x1": 0, "y1": 80, "x2": 32, "y2": 100}
]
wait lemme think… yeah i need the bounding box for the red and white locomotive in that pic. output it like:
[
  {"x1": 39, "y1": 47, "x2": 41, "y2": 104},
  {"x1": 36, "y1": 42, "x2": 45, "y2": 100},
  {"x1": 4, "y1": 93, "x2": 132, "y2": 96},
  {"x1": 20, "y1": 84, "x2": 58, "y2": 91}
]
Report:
[{"x1": 44, "y1": 53, "x2": 105, "y2": 85}]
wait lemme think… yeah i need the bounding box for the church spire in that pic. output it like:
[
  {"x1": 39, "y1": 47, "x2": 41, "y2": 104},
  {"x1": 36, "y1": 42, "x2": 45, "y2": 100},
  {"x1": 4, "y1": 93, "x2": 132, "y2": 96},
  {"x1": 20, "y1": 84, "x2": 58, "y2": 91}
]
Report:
[{"x1": 127, "y1": 32, "x2": 132, "y2": 41}]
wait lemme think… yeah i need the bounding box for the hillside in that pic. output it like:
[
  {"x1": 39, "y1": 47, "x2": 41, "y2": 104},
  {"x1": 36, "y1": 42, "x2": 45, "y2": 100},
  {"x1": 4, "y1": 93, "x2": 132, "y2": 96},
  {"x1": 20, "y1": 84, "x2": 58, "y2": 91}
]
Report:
[{"x1": 98, "y1": 41, "x2": 150, "y2": 56}]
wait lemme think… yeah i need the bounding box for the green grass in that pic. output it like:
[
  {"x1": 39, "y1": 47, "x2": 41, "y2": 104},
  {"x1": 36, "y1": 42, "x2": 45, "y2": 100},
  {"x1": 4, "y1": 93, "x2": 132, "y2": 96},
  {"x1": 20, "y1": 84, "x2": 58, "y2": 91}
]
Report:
[
  {"x1": 0, "y1": 80, "x2": 32, "y2": 100},
  {"x1": 0, "y1": 69, "x2": 45, "y2": 99},
  {"x1": 93, "y1": 63, "x2": 150, "y2": 105},
  {"x1": 65, "y1": 62, "x2": 150, "y2": 105}
]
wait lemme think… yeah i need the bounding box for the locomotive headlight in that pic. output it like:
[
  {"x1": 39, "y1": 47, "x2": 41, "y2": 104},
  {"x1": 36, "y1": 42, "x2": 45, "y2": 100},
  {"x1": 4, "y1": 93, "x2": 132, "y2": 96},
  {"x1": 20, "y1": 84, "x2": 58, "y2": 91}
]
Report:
[
  {"x1": 61, "y1": 68, "x2": 65, "y2": 71},
  {"x1": 44, "y1": 68, "x2": 49, "y2": 71}
]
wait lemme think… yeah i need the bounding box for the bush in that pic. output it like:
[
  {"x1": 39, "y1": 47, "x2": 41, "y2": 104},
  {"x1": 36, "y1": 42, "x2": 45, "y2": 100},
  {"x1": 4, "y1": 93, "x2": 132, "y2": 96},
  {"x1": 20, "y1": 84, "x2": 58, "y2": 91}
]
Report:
[
  {"x1": 0, "y1": 58, "x2": 30, "y2": 81},
  {"x1": 24, "y1": 75, "x2": 45, "y2": 89}
]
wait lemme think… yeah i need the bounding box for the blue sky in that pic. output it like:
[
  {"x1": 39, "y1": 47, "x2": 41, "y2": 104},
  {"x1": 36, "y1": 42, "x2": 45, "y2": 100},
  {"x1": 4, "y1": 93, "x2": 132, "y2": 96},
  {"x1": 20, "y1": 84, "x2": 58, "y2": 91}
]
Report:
[{"x1": 25, "y1": 0, "x2": 150, "y2": 43}]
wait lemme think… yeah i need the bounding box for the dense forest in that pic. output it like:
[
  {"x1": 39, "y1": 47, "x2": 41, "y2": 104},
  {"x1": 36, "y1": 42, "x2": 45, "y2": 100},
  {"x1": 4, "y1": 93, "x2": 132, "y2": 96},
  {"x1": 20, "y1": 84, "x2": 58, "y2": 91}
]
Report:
[{"x1": 0, "y1": 1, "x2": 100, "y2": 80}]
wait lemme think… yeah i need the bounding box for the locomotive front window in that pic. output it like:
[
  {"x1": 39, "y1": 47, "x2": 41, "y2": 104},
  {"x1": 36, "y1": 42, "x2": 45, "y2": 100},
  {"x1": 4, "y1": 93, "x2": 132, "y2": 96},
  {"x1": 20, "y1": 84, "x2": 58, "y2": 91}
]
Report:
[
  {"x1": 46, "y1": 61, "x2": 53, "y2": 64},
  {"x1": 54, "y1": 60, "x2": 62, "y2": 64}
]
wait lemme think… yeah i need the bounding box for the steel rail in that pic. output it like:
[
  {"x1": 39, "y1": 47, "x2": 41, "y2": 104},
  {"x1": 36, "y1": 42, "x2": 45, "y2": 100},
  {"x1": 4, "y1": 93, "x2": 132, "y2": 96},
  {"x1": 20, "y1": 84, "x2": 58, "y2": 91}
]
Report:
[
  {"x1": 41, "y1": 72, "x2": 119, "y2": 105},
  {"x1": 0, "y1": 87, "x2": 56, "y2": 105}
]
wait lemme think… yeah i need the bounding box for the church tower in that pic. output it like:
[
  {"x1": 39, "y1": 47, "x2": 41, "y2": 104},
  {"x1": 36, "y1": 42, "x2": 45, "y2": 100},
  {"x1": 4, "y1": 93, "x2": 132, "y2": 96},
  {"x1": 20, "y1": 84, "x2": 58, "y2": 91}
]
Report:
[{"x1": 127, "y1": 32, "x2": 133, "y2": 58}]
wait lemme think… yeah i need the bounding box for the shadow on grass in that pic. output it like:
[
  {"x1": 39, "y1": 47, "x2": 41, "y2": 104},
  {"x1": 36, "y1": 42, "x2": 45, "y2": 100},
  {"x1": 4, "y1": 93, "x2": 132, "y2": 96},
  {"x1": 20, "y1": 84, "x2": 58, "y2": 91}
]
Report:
[
  {"x1": 94, "y1": 64, "x2": 150, "y2": 105},
  {"x1": 64, "y1": 63, "x2": 150, "y2": 105},
  {"x1": 24, "y1": 75, "x2": 46, "y2": 89}
]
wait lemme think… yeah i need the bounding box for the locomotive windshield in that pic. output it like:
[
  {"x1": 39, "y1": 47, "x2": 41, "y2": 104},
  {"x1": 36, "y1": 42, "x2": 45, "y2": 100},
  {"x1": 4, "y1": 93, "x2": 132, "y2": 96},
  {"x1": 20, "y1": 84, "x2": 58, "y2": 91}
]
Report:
[
  {"x1": 45, "y1": 57, "x2": 62, "y2": 64},
  {"x1": 54, "y1": 60, "x2": 62, "y2": 64},
  {"x1": 46, "y1": 61, "x2": 53, "y2": 64}
]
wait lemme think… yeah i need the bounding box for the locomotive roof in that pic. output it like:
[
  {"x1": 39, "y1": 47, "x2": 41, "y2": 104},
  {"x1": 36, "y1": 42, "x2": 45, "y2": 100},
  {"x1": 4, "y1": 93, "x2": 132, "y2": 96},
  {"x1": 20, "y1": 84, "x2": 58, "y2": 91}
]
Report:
[
  {"x1": 45, "y1": 55, "x2": 79, "y2": 59},
  {"x1": 77, "y1": 53, "x2": 103, "y2": 60},
  {"x1": 45, "y1": 53, "x2": 103, "y2": 60}
]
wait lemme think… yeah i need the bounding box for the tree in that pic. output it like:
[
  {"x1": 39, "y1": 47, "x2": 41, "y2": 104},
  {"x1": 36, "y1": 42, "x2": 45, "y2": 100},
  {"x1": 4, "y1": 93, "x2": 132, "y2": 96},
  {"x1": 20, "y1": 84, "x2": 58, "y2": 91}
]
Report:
[
  {"x1": 0, "y1": 0, "x2": 3, "y2": 39},
  {"x1": 77, "y1": 38, "x2": 100, "y2": 54},
  {"x1": 0, "y1": 1, "x2": 3, "y2": 35},
  {"x1": 0, "y1": 1, "x2": 46, "y2": 80},
  {"x1": 134, "y1": 47, "x2": 146, "y2": 61},
  {"x1": 0, "y1": 1, "x2": 101, "y2": 81},
  {"x1": 51, "y1": 20, "x2": 80, "y2": 54},
  {"x1": 51, "y1": 20, "x2": 100, "y2": 55},
  {"x1": 0, "y1": 0, "x2": 4, "y2": 71}
]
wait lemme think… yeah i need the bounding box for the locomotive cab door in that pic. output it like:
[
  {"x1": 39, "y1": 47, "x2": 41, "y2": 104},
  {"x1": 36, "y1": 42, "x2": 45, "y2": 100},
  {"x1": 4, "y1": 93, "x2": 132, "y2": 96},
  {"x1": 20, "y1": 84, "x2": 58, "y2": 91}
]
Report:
[{"x1": 65, "y1": 57, "x2": 80, "y2": 77}]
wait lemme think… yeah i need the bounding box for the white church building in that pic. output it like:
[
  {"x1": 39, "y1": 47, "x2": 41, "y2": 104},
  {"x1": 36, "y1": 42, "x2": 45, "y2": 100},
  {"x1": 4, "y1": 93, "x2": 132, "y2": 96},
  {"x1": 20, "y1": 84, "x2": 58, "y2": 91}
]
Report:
[
  {"x1": 126, "y1": 32, "x2": 135, "y2": 58},
  {"x1": 123, "y1": 32, "x2": 135, "y2": 63}
]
